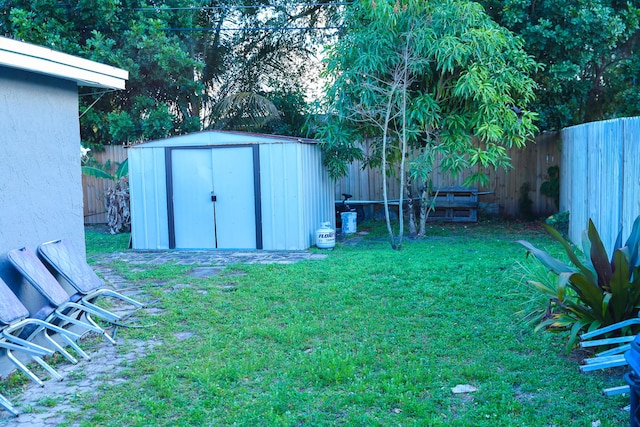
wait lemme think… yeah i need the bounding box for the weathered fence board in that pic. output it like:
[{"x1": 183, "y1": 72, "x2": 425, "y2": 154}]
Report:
[
  {"x1": 82, "y1": 145, "x2": 127, "y2": 224},
  {"x1": 334, "y1": 133, "x2": 560, "y2": 218},
  {"x1": 561, "y1": 117, "x2": 640, "y2": 253},
  {"x1": 623, "y1": 121, "x2": 640, "y2": 237},
  {"x1": 84, "y1": 134, "x2": 561, "y2": 224}
]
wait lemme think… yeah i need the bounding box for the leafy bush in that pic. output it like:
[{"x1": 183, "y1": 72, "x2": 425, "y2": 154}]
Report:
[
  {"x1": 545, "y1": 211, "x2": 569, "y2": 239},
  {"x1": 540, "y1": 165, "x2": 560, "y2": 209},
  {"x1": 518, "y1": 215, "x2": 640, "y2": 352},
  {"x1": 82, "y1": 158, "x2": 130, "y2": 234}
]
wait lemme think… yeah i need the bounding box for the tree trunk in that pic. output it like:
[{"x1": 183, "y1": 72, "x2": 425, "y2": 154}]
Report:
[
  {"x1": 382, "y1": 147, "x2": 396, "y2": 250},
  {"x1": 418, "y1": 186, "x2": 428, "y2": 237},
  {"x1": 418, "y1": 186, "x2": 439, "y2": 237},
  {"x1": 382, "y1": 86, "x2": 398, "y2": 250},
  {"x1": 406, "y1": 175, "x2": 417, "y2": 237}
]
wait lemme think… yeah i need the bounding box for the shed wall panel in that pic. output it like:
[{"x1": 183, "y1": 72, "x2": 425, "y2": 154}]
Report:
[
  {"x1": 259, "y1": 143, "x2": 303, "y2": 250},
  {"x1": 129, "y1": 132, "x2": 330, "y2": 251},
  {"x1": 129, "y1": 147, "x2": 169, "y2": 249},
  {"x1": 299, "y1": 143, "x2": 334, "y2": 247}
]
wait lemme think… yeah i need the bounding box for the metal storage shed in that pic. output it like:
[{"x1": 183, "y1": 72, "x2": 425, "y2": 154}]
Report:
[{"x1": 128, "y1": 130, "x2": 334, "y2": 250}]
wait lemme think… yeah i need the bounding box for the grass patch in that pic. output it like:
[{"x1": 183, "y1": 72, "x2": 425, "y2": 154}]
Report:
[
  {"x1": 85, "y1": 225, "x2": 131, "y2": 256},
  {"x1": 72, "y1": 221, "x2": 627, "y2": 426}
]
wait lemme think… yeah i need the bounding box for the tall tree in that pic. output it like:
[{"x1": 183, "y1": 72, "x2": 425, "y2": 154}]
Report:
[
  {"x1": 318, "y1": 0, "x2": 540, "y2": 247},
  {"x1": 480, "y1": 0, "x2": 640, "y2": 130},
  {"x1": 196, "y1": 0, "x2": 341, "y2": 132},
  {"x1": 0, "y1": 0, "x2": 339, "y2": 145},
  {"x1": 2, "y1": 0, "x2": 204, "y2": 148}
]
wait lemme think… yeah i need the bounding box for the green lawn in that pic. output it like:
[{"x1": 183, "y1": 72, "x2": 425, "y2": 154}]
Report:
[{"x1": 69, "y1": 221, "x2": 628, "y2": 426}]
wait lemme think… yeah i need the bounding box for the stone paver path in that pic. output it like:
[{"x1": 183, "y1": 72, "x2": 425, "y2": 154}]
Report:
[{"x1": 0, "y1": 249, "x2": 327, "y2": 426}]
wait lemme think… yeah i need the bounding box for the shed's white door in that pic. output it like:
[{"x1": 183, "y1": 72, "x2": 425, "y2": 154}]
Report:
[{"x1": 171, "y1": 147, "x2": 257, "y2": 249}]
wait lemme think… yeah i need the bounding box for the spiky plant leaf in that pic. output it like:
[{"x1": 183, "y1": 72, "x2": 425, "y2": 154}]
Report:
[
  {"x1": 610, "y1": 249, "x2": 631, "y2": 320},
  {"x1": 587, "y1": 220, "x2": 613, "y2": 290},
  {"x1": 115, "y1": 159, "x2": 128, "y2": 180},
  {"x1": 517, "y1": 240, "x2": 575, "y2": 274},
  {"x1": 568, "y1": 317, "x2": 593, "y2": 352},
  {"x1": 625, "y1": 215, "x2": 640, "y2": 269},
  {"x1": 527, "y1": 280, "x2": 557, "y2": 298},
  {"x1": 542, "y1": 223, "x2": 596, "y2": 284},
  {"x1": 567, "y1": 272, "x2": 606, "y2": 321},
  {"x1": 81, "y1": 166, "x2": 114, "y2": 180}
]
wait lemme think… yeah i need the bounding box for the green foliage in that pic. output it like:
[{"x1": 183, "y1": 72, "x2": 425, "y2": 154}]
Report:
[
  {"x1": 545, "y1": 211, "x2": 570, "y2": 239},
  {"x1": 481, "y1": 0, "x2": 640, "y2": 130},
  {"x1": 258, "y1": 85, "x2": 311, "y2": 136},
  {"x1": 320, "y1": 0, "x2": 539, "y2": 176},
  {"x1": 210, "y1": 92, "x2": 280, "y2": 131},
  {"x1": 1, "y1": 0, "x2": 204, "y2": 146},
  {"x1": 1, "y1": 1, "x2": 336, "y2": 145},
  {"x1": 540, "y1": 165, "x2": 560, "y2": 209},
  {"x1": 81, "y1": 157, "x2": 130, "y2": 234},
  {"x1": 517, "y1": 182, "x2": 535, "y2": 221},
  {"x1": 318, "y1": 0, "x2": 540, "y2": 243},
  {"x1": 518, "y1": 215, "x2": 640, "y2": 352},
  {"x1": 81, "y1": 159, "x2": 128, "y2": 182}
]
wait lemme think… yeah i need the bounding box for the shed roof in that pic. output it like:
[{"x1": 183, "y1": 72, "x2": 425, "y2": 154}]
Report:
[
  {"x1": 131, "y1": 130, "x2": 318, "y2": 149},
  {"x1": 0, "y1": 36, "x2": 128, "y2": 89}
]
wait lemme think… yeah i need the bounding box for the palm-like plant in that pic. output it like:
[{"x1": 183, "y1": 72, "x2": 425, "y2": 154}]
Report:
[
  {"x1": 82, "y1": 159, "x2": 130, "y2": 234},
  {"x1": 210, "y1": 92, "x2": 281, "y2": 131},
  {"x1": 518, "y1": 215, "x2": 640, "y2": 351}
]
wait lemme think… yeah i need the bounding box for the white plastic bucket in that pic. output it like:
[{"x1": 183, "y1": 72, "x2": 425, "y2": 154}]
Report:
[{"x1": 341, "y1": 211, "x2": 357, "y2": 234}]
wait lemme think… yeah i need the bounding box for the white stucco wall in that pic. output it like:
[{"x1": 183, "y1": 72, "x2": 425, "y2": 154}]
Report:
[{"x1": 0, "y1": 67, "x2": 86, "y2": 314}]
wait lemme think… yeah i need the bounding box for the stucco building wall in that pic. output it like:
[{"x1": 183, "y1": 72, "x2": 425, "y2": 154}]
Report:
[{"x1": 0, "y1": 67, "x2": 86, "y2": 313}]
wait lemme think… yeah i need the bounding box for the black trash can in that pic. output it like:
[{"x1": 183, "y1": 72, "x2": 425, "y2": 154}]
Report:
[{"x1": 625, "y1": 335, "x2": 640, "y2": 427}]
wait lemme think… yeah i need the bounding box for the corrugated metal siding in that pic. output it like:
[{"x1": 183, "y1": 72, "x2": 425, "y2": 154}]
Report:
[
  {"x1": 128, "y1": 134, "x2": 330, "y2": 251},
  {"x1": 259, "y1": 142, "x2": 304, "y2": 250},
  {"x1": 299, "y1": 143, "x2": 335, "y2": 247},
  {"x1": 561, "y1": 117, "x2": 640, "y2": 253},
  {"x1": 128, "y1": 146, "x2": 169, "y2": 249},
  {"x1": 253, "y1": 140, "x2": 332, "y2": 250}
]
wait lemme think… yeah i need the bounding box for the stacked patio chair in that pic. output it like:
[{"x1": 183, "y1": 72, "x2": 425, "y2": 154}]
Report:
[
  {"x1": 0, "y1": 393, "x2": 18, "y2": 417},
  {"x1": 7, "y1": 246, "x2": 123, "y2": 345},
  {"x1": 38, "y1": 239, "x2": 143, "y2": 325},
  {"x1": 0, "y1": 276, "x2": 89, "y2": 386},
  {"x1": 0, "y1": 276, "x2": 90, "y2": 416},
  {"x1": 0, "y1": 243, "x2": 145, "y2": 416}
]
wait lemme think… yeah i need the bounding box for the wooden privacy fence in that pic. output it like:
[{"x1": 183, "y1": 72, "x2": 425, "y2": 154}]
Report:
[
  {"x1": 335, "y1": 132, "x2": 561, "y2": 219},
  {"x1": 82, "y1": 145, "x2": 127, "y2": 224},
  {"x1": 83, "y1": 134, "x2": 561, "y2": 224},
  {"x1": 560, "y1": 117, "x2": 640, "y2": 254}
]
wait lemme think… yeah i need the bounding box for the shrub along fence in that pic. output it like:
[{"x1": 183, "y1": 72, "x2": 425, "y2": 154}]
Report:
[
  {"x1": 83, "y1": 134, "x2": 561, "y2": 224},
  {"x1": 82, "y1": 145, "x2": 127, "y2": 224},
  {"x1": 335, "y1": 132, "x2": 561, "y2": 219},
  {"x1": 560, "y1": 116, "x2": 640, "y2": 253}
]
